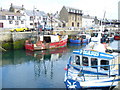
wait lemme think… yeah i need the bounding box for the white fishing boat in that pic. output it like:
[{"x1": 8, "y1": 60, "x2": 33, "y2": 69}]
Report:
[
  {"x1": 64, "y1": 42, "x2": 119, "y2": 89},
  {"x1": 90, "y1": 31, "x2": 113, "y2": 43}
]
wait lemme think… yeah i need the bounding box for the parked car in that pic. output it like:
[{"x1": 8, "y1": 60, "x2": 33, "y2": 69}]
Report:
[{"x1": 10, "y1": 27, "x2": 29, "y2": 32}]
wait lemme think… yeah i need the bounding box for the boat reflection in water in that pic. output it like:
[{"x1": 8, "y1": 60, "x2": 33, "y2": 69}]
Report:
[
  {"x1": 26, "y1": 47, "x2": 69, "y2": 78},
  {"x1": 2, "y1": 46, "x2": 69, "y2": 88}
]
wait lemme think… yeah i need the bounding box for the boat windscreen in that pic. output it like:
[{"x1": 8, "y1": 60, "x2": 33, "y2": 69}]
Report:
[{"x1": 44, "y1": 37, "x2": 51, "y2": 43}]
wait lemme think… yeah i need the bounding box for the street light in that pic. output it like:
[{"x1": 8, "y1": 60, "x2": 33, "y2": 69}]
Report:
[{"x1": 33, "y1": 6, "x2": 36, "y2": 30}]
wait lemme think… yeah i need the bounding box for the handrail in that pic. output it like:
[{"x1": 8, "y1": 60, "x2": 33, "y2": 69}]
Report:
[{"x1": 69, "y1": 63, "x2": 119, "y2": 68}]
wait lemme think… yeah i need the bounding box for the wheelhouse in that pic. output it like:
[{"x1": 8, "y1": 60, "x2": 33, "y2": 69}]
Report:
[{"x1": 71, "y1": 49, "x2": 118, "y2": 72}]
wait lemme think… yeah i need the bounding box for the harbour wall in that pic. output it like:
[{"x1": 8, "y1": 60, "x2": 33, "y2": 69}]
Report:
[
  {"x1": 1, "y1": 32, "x2": 37, "y2": 50},
  {"x1": 0, "y1": 30, "x2": 79, "y2": 50}
]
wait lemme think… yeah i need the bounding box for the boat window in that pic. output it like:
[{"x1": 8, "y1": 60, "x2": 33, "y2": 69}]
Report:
[
  {"x1": 91, "y1": 58, "x2": 98, "y2": 68},
  {"x1": 81, "y1": 35, "x2": 86, "y2": 39},
  {"x1": 91, "y1": 33, "x2": 98, "y2": 37},
  {"x1": 75, "y1": 55, "x2": 80, "y2": 65},
  {"x1": 100, "y1": 60, "x2": 109, "y2": 70},
  {"x1": 44, "y1": 36, "x2": 51, "y2": 43},
  {"x1": 82, "y1": 57, "x2": 88, "y2": 66}
]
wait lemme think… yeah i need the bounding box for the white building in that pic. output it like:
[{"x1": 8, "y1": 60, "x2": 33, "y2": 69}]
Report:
[
  {"x1": 0, "y1": 10, "x2": 25, "y2": 28},
  {"x1": 82, "y1": 15, "x2": 95, "y2": 29},
  {"x1": 118, "y1": 1, "x2": 120, "y2": 27},
  {"x1": 23, "y1": 10, "x2": 48, "y2": 30}
]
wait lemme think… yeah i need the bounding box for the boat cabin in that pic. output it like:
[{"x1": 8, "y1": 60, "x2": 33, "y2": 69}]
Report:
[
  {"x1": 39, "y1": 35, "x2": 60, "y2": 43},
  {"x1": 28, "y1": 35, "x2": 60, "y2": 44},
  {"x1": 71, "y1": 49, "x2": 118, "y2": 72}
]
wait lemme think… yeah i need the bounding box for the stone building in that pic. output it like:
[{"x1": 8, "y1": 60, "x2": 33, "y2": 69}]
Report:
[{"x1": 59, "y1": 6, "x2": 83, "y2": 29}]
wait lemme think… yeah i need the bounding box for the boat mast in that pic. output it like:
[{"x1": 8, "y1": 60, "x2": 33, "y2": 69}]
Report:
[{"x1": 100, "y1": 11, "x2": 106, "y2": 32}]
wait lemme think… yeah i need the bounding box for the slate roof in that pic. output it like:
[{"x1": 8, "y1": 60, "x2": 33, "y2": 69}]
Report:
[
  {"x1": 24, "y1": 10, "x2": 47, "y2": 17},
  {"x1": 12, "y1": 5, "x2": 23, "y2": 9},
  {"x1": 0, "y1": 11, "x2": 24, "y2": 16},
  {"x1": 64, "y1": 6, "x2": 82, "y2": 14}
]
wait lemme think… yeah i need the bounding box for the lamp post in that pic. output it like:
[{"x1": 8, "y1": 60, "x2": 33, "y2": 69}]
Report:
[
  {"x1": 50, "y1": 16, "x2": 53, "y2": 30},
  {"x1": 33, "y1": 6, "x2": 36, "y2": 30}
]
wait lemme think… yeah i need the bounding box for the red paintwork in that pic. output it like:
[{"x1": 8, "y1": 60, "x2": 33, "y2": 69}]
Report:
[
  {"x1": 25, "y1": 43, "x2": 34, "y2": 51},
  {"x1": 26, "y1": 46, "x2": 68, "y2": 57},
  {"x1": 114, "y1": 32, "x2": 120, "y2": 40},
  {"x1": 114, "y1": 36, "x2": 120, "y2": 40},
  {"x1": 25, "y1": 38, "x2": 68, "y2": 51}
]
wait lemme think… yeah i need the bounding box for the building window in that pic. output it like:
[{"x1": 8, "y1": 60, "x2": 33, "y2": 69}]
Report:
[
  {"x1": 30, "y1": 23, "x2": 33, "y2": 25},
  {"x1": 12, "y1": 16, "x2": 14, "y2": 20},
  {"x1": 9, "y1": 21, "x2": 13, "y2": 24},
  {"x1": 72, "y1": 17, "x2": 74, "y2": 20},
  {"x1": 72, "y1": 22, "x2": 74, "y2": 27},
  {"x1": 63, "y1": 23, "x2": 66, "y2": 27},
  {"x1": 30, "y1": 16, "x2": 33, "y2": 21},
  {"x1": 77, "y1": 23, "x2": 79, "y2": 27},
  {"x1": 39, "y1": 17, "x2": 41, "y2": 20},
  {"x1": 8, "y1": 16, "x2": 10, "y2": 20},
  {"x1": 2, "y1": 15, "x2": 6, "y2": 20},
  {"x1": 15, "y1": 21, "x2": 19, "y2": 25},
  {"x1": 17, "y1": 16, "x2": 21, "y2": 20},
  {"x1": 21, "y1": 21, "x2": 24, "y2": 24}
]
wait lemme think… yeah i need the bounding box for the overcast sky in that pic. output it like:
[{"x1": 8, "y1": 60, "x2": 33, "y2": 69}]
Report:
[{"x1": 1, "y1": 0, "x2": 120, "y2": 19}]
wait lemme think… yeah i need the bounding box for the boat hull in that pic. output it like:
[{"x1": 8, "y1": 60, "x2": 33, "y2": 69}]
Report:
[
  {"x1": 114, "y1": 36, "x2": 120, "y2": 40},
  {"x1": 64, "y1": 72, "x2": 118, "y2": 90},
  {"x1": 25, "y1": 39, "x2": 68, "y2": 51},
  {"x1": 64, "y1": 78, "x2": 115, "y2": 90},
  {"x1": 69, "y1": 39, "x2": 89, "y2": 44}
]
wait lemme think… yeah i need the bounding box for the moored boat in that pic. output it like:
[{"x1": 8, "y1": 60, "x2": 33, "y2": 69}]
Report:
[
  {"x1": 91, "y1": 31, "x2": 114, "y2": 43},
  {"x1": 25, "y1": 34, "x2": 68, "y2": 51},
  {"x1": 69, "y1": 34, "x2": 91, "y2": 44},
  {"x1": 64, "y1": 42, "x2": 119, "y2": 89},
  {"x1": 114, "y1": 32, "x2": 120, "y2": 40}
]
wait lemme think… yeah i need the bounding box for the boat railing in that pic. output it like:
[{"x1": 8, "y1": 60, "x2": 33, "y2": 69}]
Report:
[
  {"x1": 66, "y1": 63, "x2": 120, "y2": 82},
  {"x1": 67, "y1": 57, "x2": 120, "y2": 77}
]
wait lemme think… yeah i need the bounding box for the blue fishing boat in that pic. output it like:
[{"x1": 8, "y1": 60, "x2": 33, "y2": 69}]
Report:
[
  {"x1": 69, "y1": 34, "x2": 91, "y2": 44},
  {"x1": 64, "y1": 43, "x2": 119, "y2": 89}
]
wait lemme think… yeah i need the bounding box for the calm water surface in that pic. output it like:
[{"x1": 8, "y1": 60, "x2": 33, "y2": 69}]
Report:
[
  {"x1": 1, "y1": 41, "x2": 119, "y2": 88},
  {"x1": 1, "y1": 43, "x2": 86, "y2": 88}
]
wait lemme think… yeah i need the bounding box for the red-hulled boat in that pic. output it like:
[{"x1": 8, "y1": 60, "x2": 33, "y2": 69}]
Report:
[
  {"x1": 114, "y1": 32, "x2": 120, "y2": 40},
  {"x1": 25, "y1": 35, "x2": 68, "y2": 51}
]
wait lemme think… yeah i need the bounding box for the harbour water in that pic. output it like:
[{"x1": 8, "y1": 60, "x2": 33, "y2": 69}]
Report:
[{"x1": 0, "y1": 41, "x2": 120, "y2": 89}]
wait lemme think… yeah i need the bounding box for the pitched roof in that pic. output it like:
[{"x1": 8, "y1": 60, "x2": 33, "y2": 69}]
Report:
[
  {"x1": 0, "y1": 11, "x2": 24, "y2": 16},
  {"x1": 12, "y1": 5, "x2": 23, "y2": 9},
  {"x1": 24, "y1": 10, "x2": 47, "y2": 17},
  {"x1": 82, "y1": 15, "x2": 95, "y2": 19},
  {"x1": 64, "y1": 6, "x2": 82, "y2": 14}
]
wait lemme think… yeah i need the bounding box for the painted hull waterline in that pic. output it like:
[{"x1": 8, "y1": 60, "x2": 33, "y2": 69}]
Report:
[
  {"x1": 69, "y1": 39, "x2": 89, "y2": 44},
  {"x1": 25, "y1": 35, "x2": 68, "y2": 51}
]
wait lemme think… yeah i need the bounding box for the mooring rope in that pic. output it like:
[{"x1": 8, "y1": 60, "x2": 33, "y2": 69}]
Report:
[
  {"x1": 0, "y1": 46, "x2": 6, "y2": 51},
  {"x1": 109, "y1": 76, "x2": 116, "y2": 90}
]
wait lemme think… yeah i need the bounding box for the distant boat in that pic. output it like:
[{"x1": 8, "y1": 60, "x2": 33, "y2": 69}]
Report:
[
  {"x1": 91, "y1": 31, "x2": 114, "y2": 43},
  {"x1": 64, "y1": 42, "x2": 119, "y2": 89},
  {"x1": 69, "y1": 34, "x2": 91, "y2": 44},
  {"x1": 25, "y1": 35, "x2": 68, "y2": 51},
  {"x1": 114, "y1": 32, "x2": 120, "y2": 40}
]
